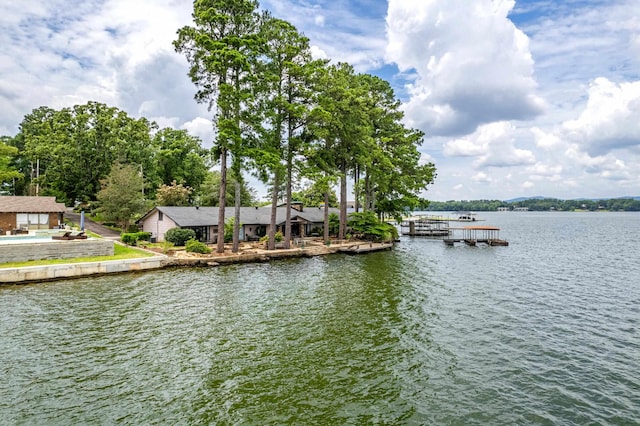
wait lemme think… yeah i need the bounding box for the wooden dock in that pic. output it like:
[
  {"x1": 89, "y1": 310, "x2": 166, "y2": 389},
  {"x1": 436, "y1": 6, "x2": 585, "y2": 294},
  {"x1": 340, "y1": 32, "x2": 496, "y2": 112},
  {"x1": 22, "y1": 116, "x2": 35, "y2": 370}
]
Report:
[
  {"x1": 338, "y1": 242, "x2": 394, "y2": 254},
  {"x1": 443, "y1": 226, "x2": 509, "y2": 246}
]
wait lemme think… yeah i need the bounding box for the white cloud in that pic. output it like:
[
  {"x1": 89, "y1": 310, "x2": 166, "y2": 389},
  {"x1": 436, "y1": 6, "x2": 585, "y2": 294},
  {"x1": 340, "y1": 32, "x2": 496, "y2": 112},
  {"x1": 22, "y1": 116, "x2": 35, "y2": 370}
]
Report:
[
  {"x1": 182, "y1": 117, "x2": 214, "y2": 149},
  {"x1": 526, "y1": 163, "x2": 563, "y2": 177},
  {"x1": 443, "y1": 122, "x2": 536, "y2": 168},
  {"x1": 531, "y1": 127, "x2": 563, "y2": 149},
  {"x1": 443, "y1": 138, "x2": 486, "y2": 157},
  {"x1": 562, "y1": 78, "x2": 640, "y2": 155},
  {"x1": 386, "y1": 0, "x2": 545, "y2": 136},
  {"x1": 472, "y1": 172, "x2": 493, "y2": 183},
  {"x1": 0, "y1": 0, "x2": 198, "y2": 136}
]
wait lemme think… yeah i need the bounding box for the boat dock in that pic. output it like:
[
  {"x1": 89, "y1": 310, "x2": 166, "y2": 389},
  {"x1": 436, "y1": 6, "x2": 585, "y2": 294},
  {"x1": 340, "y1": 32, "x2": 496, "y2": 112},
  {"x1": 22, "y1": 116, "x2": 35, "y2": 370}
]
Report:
[
  {"x1": 401, "y1": 216, "x2": 451, "y2": 236},
  {"x1": 444, "y1": 226, "x2": 509, "y2": 246}
]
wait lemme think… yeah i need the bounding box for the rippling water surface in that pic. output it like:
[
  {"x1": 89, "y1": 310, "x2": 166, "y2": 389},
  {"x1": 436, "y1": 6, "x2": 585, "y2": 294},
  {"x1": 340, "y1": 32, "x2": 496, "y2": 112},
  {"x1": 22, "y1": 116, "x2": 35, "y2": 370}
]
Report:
[{"x1": 1, "y1": 212, "x2": 639, "y2": 424}]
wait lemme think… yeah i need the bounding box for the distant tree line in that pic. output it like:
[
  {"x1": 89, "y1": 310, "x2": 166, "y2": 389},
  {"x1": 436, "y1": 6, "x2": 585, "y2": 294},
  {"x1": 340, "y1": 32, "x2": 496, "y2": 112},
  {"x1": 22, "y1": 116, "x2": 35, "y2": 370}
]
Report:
[{"x1": 422, "y1": 198, "x2": 640, "y2": 212}]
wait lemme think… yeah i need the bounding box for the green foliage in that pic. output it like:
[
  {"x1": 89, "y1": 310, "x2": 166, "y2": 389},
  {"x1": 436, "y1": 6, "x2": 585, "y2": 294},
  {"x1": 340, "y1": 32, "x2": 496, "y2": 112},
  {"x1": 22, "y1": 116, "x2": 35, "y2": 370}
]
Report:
[
  {"x1": 120, "y1": 231, "x2": 152, "y2": 246},
  {"x1": 0, "y1": 137, "x2": 23, "y2": 192},
  {"x1": 259, "y1": 231, "x2": 283, "y2": 243},
  {"x1": 165, "y1": 227, "x2": 196, "y2": 246},
  {"x1": 136, "y1": 232, "x2": 151, "y2": 241},
  {"x1": 19, "y1": 103, "x2": 155, "y2": 204},
  {"x1": 224, "y1": 217, "x2": 238, "y2": 243},
  {"x1": 197, "y1": 171, "x2": 256, "y2": 207},
  {"x1": 96, "y1": 163, "x2": 147, "y2": 230},
  {"x1": 156, "y1": 180, "x2": 193, "y2": 206},
  {"x1": 185, "y1": 239, "x2": 211, "y2": 254},
  {"x1": 347, "y1": 211, "x2": 398, "y2": 242},
  {"x1": 293, "y1": 181, "x2": 338, "y2": 207},
  {"x1": 152, "y1": 128, "x2": 208, "y2": 191},
  {"x1": 328, "y1": 212, "x2": 340, "y2": 237},
  {"x1": 120, "y1": 233, "x2": 138, "y2": 246}
]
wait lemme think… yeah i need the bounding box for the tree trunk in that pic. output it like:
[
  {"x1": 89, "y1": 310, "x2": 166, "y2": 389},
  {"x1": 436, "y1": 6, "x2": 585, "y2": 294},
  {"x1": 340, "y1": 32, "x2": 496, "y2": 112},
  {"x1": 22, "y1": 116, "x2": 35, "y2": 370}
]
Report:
[
  {"x1": 323, "y1": 190, "x2": 329, "y2": 244},
  {"x1": 284, "y1": 160, "x2": 292, "y2": 250},
  {"x1": 217, "y1": 148, "x2": 227, "y2": 254},
  {"x1": 364, "y1": 171, "x2": 372, "y2": 212},
  {"x1": 354, "y1": 165, "x2": 360, "y2": 212},
  {"x1": 339, "y1": 163, "x2": 347, "y2": 240},
  {"x1": 268, "y1": 172, "x2": 280, "y2": 250},
  {"x1": 233, "y1": 179, "x2": 241, "y2": 253}
]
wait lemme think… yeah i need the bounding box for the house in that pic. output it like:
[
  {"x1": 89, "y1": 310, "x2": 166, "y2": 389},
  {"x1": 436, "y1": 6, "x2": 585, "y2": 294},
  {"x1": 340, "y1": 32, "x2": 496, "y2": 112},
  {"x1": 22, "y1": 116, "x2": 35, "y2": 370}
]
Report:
[
  {"x1": 0, "y1": 196, "x2": 67, "y2": 234},
  {"x1": 137, "y1": 205, "x2": 340, "y2": 243}
]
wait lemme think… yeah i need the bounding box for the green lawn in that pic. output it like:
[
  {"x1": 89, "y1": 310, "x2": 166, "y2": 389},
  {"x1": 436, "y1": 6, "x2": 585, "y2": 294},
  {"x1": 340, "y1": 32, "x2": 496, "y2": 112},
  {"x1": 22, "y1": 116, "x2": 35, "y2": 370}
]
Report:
[{"x1": 0, "y1": 243, "x2": 156, "y2": 269}]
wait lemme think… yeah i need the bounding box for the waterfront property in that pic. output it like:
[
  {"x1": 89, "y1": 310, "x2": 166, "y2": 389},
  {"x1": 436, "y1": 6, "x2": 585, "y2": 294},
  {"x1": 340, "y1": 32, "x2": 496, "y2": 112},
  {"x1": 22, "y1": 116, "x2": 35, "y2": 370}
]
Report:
[
  {"x1": 0, "y1": 196, "x2": 67, "y2": 234},
  {"x1": 444, "y1": 226, "x2": 509, "y2": 246},
  {"x1": 138, "y1": 205, "x2": 341, "y2": 243}
]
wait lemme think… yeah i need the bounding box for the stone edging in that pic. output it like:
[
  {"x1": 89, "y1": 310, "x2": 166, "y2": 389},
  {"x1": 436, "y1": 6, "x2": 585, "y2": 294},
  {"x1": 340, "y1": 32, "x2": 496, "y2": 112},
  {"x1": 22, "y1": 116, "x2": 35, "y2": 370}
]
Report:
[{"x1": 0, "y1": 256, "x2": 169, "y2": 284}]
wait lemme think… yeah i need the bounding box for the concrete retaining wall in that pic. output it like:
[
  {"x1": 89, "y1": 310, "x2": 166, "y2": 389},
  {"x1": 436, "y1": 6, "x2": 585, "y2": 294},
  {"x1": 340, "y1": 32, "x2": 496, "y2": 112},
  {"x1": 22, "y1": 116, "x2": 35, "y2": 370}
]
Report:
[
  {"x1": 0, "y1": 256, "x2": 168, "y2": 284},
  {"x1": 0, "y1": 239, "x2": 114, "y2": 263}
]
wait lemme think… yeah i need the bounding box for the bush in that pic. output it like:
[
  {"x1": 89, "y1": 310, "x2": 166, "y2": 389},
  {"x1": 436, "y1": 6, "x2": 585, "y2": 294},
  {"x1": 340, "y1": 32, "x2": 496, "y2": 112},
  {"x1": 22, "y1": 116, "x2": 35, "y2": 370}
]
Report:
[
  {"x1": 347, "y1": 211, "x2": 398, "y2": 242},
  {"x1": 120, "y1": 231, "x2": 153, "y2": 246},
  {"x1": 259, "y1": 231, "x2": 283, "y2": 243},
  {"x1": 121, "y1": 233, "x2": 138, "y2": 245},
  {"x1": 165, "y1": 227, "x2": 196, "y2": 246},
  {"x1": 185, "y1": 239, "x2": 211, "y2": 254},
  {"x1": 136, "y1": 231, "x2": 151, "y2": 241}
]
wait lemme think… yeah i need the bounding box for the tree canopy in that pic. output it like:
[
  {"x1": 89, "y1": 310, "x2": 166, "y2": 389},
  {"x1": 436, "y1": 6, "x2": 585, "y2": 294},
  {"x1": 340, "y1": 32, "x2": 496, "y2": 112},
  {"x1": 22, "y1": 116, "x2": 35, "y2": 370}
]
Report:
[{"x1": 2, "y1": 0, "x2": 438, "y2": 237}]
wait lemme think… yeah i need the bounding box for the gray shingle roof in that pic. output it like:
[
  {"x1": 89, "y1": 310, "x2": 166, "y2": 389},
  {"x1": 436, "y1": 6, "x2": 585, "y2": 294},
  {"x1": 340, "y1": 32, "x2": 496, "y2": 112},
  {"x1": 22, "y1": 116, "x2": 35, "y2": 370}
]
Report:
[
  {"x1": 0, "y1": 196, "x2": 67, "y2": 213},
  {"x1": 140, "y1": 205, "x2": 340, "y2": 227}
]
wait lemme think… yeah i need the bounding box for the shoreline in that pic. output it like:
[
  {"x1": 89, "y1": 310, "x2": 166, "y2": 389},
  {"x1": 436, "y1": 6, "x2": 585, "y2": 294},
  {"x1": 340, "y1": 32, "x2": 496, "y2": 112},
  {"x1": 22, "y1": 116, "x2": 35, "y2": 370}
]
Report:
[{"x1": 0, "y1": 240, "x2": 394, "y2": 285}]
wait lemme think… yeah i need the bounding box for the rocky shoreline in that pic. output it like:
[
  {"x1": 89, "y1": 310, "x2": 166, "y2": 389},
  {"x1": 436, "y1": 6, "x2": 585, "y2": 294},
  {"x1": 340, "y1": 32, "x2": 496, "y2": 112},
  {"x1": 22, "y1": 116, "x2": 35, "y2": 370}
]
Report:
[
  {"x1": 163, "y1": 240, "x2": 394, "y2": 267},
  {"x1": 1, "y1": 240, "x2": 394, "y2": 284}
]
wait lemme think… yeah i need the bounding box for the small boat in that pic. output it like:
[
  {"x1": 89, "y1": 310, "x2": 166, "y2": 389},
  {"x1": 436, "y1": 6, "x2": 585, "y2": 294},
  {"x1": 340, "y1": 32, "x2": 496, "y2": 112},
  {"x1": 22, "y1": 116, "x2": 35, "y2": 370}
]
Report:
[{"x1": 454, "y1": 211, "x2": 481, "y2": 222}]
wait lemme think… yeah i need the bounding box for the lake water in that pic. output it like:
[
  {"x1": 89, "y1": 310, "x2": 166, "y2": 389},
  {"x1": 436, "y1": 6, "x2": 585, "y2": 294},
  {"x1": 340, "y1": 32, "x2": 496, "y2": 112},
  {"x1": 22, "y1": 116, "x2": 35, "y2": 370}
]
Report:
[{"x1": 1, "y1": 212, "x2": 639, "y2": 425}]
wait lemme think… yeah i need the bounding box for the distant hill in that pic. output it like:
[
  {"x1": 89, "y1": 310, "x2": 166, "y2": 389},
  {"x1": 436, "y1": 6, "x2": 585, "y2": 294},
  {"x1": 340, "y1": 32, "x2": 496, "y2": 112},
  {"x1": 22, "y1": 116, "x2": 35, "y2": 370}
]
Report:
[{"x1": 504, "y1": 196, "x2": 545, "y2": 203}]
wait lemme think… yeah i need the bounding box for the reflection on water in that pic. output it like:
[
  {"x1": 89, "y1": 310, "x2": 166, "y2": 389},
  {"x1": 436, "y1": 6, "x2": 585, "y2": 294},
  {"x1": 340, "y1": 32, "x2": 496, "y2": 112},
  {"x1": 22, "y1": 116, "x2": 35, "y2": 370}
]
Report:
[{"x1": 1, "y1": 212, "x2": 639, "y2": 424}]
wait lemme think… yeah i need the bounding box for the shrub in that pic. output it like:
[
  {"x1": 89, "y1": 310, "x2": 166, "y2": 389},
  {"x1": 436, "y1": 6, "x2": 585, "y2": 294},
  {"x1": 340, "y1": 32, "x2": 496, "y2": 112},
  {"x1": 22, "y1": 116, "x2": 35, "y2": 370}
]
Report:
[
  {"x1": 121, "y1": 233, "x2": 138, "y2": 245},
  {"x1": 120, "y1": 231, "x2": 153, "y2": 246},
  {"x1": 185, "y1": 239, "x2": 211, "y2": 254},
  {"x1": 328, "y1": 212, "x2": 339, "y2": 236},
  {"x1": 259, "y1": 231, "x2": 284, "y2": 243},
  {"x1": 136, "y1": 231, "x2": 151, "y2": 241},
  {"x1": 347, "y1": 211, "x2": 398, "y2": 242},
  {"x1": 224, "y1": 217, "x2": 240, "y2": 243},
  {"x1": 165, "y1": 227, "x2": 196, "y2": 246}
]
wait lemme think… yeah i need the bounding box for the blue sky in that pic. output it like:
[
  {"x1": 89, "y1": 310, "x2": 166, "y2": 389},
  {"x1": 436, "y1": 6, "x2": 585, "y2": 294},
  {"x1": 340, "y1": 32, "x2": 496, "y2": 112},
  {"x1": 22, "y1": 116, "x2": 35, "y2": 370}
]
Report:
[{"x1": 1, "y1": 0, "x2": 639, "y2": 201}]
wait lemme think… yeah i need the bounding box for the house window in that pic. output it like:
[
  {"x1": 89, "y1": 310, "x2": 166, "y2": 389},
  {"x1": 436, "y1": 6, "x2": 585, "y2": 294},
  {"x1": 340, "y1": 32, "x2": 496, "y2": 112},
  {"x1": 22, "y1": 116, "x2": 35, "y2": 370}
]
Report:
[{"x1": 158, "y1": 212, "x2": 163, "y2": 221}]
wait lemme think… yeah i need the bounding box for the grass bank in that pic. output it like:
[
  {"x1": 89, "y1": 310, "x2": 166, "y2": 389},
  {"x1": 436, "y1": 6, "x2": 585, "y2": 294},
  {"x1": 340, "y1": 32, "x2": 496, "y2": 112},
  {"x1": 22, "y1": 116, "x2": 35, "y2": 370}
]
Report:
[{"x1": 0, "y1": 244, "x2": 156, "y2": 269}]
